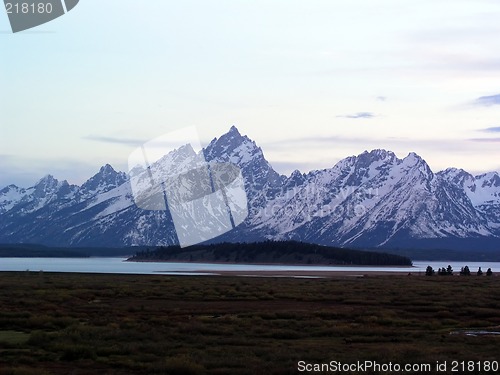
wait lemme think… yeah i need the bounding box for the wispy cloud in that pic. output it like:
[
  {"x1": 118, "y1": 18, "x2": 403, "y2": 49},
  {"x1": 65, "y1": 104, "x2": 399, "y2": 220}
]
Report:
[
  {"x1": 470, "y1": 127, "x2": 500, "y2": 142},
  {"x1": 263, "y1": 134, "x2": 500, "y2": 154},
  {"x1": 83, "y1": 135, "x2": 144, "y2": 146},
  {"x1": 478, "y1": 126, "x2": 500, "y2": 133},
  {"x1": 337, "y1": 112, "x2": 375, "y2": 119},
  {"x1": 474, "y1": 94, "x2": 500, "y2": 107},
  {"x1": 469, "y1": 138, "x2": 500, "y2": 143},
  {"x1": 376, "y1": 96, "x2": 387, "y2": 102}
]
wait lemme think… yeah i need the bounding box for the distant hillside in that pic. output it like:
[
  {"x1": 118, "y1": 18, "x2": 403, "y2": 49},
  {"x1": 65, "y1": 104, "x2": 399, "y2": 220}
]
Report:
[
  {"x1": 0, "y1": 244, "x2": 138, "y2": 257},
  {"x1": 375, "y1": 245, "x2": 500, "y2": 262},
  {"x1": 0, "y1": 244, "x2": 87, "y2": 258},
  {"x1": 128, "y1": 241, "x2": 412, "y2": 266}
]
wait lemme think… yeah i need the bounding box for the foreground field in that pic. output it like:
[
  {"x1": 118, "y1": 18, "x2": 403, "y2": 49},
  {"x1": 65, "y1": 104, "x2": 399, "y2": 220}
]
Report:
[{"x1": 0, "y1": 272, "x2": 499, "y2": 374}]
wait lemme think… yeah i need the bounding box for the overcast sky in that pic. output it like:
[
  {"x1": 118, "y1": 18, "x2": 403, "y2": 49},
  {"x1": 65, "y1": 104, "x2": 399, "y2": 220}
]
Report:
[{"x1": 1, "y1": 0, "x2": 500, "y2": 187}]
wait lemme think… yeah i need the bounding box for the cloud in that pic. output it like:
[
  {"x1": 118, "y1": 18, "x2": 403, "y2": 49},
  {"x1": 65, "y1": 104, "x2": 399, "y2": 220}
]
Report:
[
  {"x1": 471, "y1": 127, "x2": 500, "y2": 142},
  {"x1": 469, "y1": 138, "x2": 500, "y2": 143},
  {"x1": 474, "y1": 94, "x2": 500, "y2": 107},
  {"x1": 263, "y1": 134, "x2": 500, "y2": 155},
  {"x1": 337, "y1": 112, "x2": 375, "y2": 119},
  {"x1": 83, "y1": 135, "x2": 145, "y2": 146},
  {"x1": 376, "y1": 96, "x2": 387, "y2": 102},
  {"x1": 478, "y1": 126, "x2": 500, "y2": 133}
]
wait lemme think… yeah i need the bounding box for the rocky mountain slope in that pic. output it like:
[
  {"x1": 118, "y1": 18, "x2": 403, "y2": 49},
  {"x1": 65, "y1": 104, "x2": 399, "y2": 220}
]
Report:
[{"x1": 1, "y1": 126, "x2": 499, "y2": 251}]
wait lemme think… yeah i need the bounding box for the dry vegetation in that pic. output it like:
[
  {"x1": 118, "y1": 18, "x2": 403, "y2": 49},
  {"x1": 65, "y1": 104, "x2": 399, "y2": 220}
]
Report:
[{"x1": 0, "y1": 272, "x2": 499, "y2": 374}]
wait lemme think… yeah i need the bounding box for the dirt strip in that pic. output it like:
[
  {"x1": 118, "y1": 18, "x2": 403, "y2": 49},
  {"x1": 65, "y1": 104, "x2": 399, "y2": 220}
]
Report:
[{"x1": 183, "y1": 270, "x2": 417, "y2": 278}]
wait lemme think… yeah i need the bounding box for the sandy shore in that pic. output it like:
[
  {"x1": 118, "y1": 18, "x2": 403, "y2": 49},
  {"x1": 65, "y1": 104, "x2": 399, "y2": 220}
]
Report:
[{"x1": 158, "y1": 269, "x2": 417, "y2": 278}]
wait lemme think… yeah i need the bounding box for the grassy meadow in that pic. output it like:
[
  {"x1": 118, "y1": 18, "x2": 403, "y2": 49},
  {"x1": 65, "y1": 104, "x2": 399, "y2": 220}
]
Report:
[{"x1": 0, "y1": 272, "x2": 499, "y2": 374}]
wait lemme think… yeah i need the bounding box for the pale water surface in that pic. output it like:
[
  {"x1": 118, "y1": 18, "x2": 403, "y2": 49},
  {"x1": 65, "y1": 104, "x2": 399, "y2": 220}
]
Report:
[{"x1": 0, "y1": 258, "x2": 499, "y2": 276}]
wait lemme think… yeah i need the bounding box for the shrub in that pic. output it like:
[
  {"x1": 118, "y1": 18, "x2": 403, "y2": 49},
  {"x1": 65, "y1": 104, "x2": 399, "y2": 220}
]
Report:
[
  {"x1": 425, "y1": 266, "x2": 434, "y2": 276},
  {"x1": 163, "y1": 356, "x2": 205, "y2": 375},
  {"x1": 459, "y1": 266, "x2": 470, "y2": 276}
]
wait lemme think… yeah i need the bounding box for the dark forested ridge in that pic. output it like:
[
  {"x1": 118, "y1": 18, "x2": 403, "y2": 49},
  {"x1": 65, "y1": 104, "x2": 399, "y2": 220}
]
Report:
[
  {"x1": 0, "y1": 244, "x2": 88, "y2": 258},
  {"x1": 0, "y1": 244, "x2": 137, "y2": 257},
  {"x1": 128, "y1": 241, "x2": 412, "y2": 266}
]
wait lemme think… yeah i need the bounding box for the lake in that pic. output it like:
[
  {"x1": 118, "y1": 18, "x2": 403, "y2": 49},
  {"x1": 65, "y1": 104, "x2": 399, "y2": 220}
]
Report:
[{"x1": 0, "y1": 258, "x2": 499, "y2": 276}]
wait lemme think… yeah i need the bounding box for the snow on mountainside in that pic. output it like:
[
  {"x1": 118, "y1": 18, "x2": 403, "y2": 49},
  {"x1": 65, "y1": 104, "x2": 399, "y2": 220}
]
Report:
[
  {"x1": 1, "y1": 126, "x2": 499, "y2": 250},
  {"x1": 0, "y1": 185, "x2": 27, "y2": 213},
  {"x1": 204, "y1": 126, "x2": 284, "y2": 207},
  {"x1": 79, "y1": 164, "x2": 128, "y2": 198},
  {"x1": 438, "y1": 168, "x2": 500, "y2": 230}
]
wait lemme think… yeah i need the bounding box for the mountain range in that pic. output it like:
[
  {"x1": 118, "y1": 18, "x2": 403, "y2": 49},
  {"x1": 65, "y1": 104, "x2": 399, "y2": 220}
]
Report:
[{"x1": 1, "y1": 126, "x2": 499, "y2": 254}]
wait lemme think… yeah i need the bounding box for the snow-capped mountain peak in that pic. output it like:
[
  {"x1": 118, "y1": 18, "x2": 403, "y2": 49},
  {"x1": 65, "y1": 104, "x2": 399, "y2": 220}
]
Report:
[
  {"x1": 1, "y1": 126, "x2": 499, "y2": 251},
  {"x1": 204, "y1": 125, "x2": 262, "y2": 164},
  {"x1": 80, "y1": 164, "x2": 127, "y2": 197},
  {"x1": 34, "y1": 174, "x2": 58, "y2": 193}
]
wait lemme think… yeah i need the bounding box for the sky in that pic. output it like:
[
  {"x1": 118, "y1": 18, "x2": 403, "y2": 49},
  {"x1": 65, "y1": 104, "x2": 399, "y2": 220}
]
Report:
[{"x1": 1, "y1": 0, "x2": 500, "y2": 187}]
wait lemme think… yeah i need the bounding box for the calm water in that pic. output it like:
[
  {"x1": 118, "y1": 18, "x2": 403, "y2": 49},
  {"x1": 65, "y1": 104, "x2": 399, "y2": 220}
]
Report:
[{"x1": 0, "y1": 257, "x2": 499, "y2": 276}]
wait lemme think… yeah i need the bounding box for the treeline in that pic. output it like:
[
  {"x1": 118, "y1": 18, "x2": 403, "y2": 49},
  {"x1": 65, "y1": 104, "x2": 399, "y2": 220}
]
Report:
[
  {"x1": 0, "y1": 244, "x2": 88, "y2": 258},
  {"x1": 425, "y1": 265, "x2": 494, "y2": 276},
  {"x1": 0, "y1": 244, "x2": 142, "y2": 257},
  {"x1": 129, "y1": 240, "x2": 413, "y2": 266}
]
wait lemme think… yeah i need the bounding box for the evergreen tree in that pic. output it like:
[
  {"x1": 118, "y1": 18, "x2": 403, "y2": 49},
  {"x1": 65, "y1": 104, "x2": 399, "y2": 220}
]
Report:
[
  {"x1": 425, "y1": 265, "x2": 435, "y2": 276},
  {"x1": 486, "y1": 268, "x2": 493, "y2": 276},
  {"x1": 446, "y1": 265, "x2": 453, "y2": 276},
  {"x1": 462, "y1": 266, "x2": 470, "y2": 276},
  {"x1": 477, "y1": 267, "x2": 483, "y2": 276},
  {"x1": 438, "y1": 267, "x2": 448, "y2": 276}
]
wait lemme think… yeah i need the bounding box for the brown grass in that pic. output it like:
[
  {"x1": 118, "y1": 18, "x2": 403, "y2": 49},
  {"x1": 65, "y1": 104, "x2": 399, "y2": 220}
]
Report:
[{"x1": 0, "y1": 272, "x2": 499, "y2": 374}]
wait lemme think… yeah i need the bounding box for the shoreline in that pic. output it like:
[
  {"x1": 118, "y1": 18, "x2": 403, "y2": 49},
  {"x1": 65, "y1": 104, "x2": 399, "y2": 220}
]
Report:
[
  {"x1": 126, "y1": 257, "x2": 415, "y2": 268},
  {"x1": 0, "y1": 269, "x2": 418, "y2": 278},
  {"x1": 170, "y1": 270, "x2": 417, "y2": 278}
]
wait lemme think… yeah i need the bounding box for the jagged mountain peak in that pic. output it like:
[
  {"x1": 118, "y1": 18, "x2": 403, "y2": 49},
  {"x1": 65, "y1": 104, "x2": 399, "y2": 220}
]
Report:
[
  {"x1": 149, "y1": 143, "x2": 199, "y2": 177},
  {"x1": 204, "y1": 126, "x2": 272, "y2": 172},
  {"x1": 360, "y1": 149, "x2": 397, "y2": 161},
  {"x1": 99, "y1": 163, "x2": 117, "y2": 175},
  {"x1": 203, "y1": 126, "x2": 284, "y2": 202},
  {"x1": 440, "y1": 167, "x2": 468, "y2": 175},
  {"x1": 80, "y1": 164, "x2": 127, "y2": 196},
  {"x1": 36, "y1": 174, "x2": 57, "y2": 186},
  {"x1": 176, "y1": 143, "x2": 197, "y2": 156},
  {"x1": 0, "y1": 184, "x2": 19, "y2": 193},
  {"x1": 33, "y1": 174, "x2": 61, "y2": 197},
  {"x1": 324, "y1": 148, "x2": 401, "y2": 187},
  {"x1": 0, "y1": 184, "x2": 26, "y2": 214},
  {"x1": 400, "y1": 151, "x2": 433, "y2": 178},
  {"x1": 156, "y1": 143, "x2": 197, "y2": 165},
  {"x1": 476, "y1": 171, "x2": 500, "y2": 188},
  {"x1": 284, "y1": 169, "x2": 306, "y2": 189},
  {"x1": 436, "y1": 167, "x2": 475, "y2": 186},
  {"x1": 1, "y1": 126, "x2": 500, "y2": 250},
  {"x1": 204, "y1": 126, "x2": 259, "y2": 162},
  {"x1": 404, "y1": 151, "x2": 424, "y2": 163},
  {"x1": 337, "y1": 149, "x2": 399, "y2": 168},
  {"x1": 228, "y1": 124, "x2": 241, "y2": 136}
]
